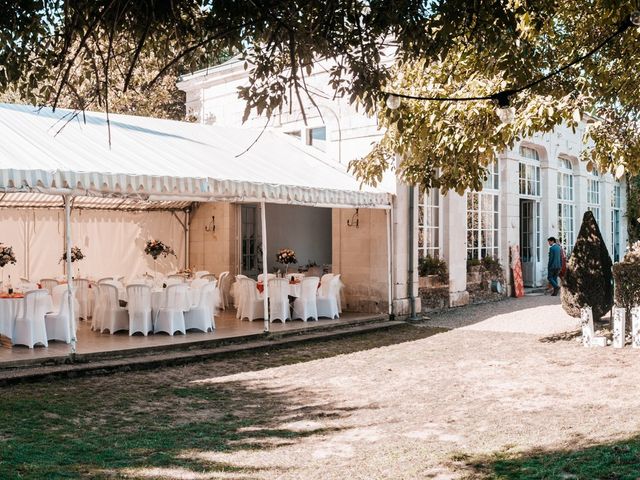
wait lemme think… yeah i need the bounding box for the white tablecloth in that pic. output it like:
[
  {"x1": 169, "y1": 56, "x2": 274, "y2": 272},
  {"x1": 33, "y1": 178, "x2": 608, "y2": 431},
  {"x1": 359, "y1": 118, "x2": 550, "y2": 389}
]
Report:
[
  {"x1": 0, "y1": 295, "x2": 53, "y2": 340},
  {"x1": 118, "y1": 288, "x2": 193, "y2": 311}
]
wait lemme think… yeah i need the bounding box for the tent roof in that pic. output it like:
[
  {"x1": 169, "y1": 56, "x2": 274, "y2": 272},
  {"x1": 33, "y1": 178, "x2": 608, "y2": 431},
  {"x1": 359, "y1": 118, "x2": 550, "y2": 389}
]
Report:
[{"x1": 0, "y1": 103, "x2": 392, "y2": 210}]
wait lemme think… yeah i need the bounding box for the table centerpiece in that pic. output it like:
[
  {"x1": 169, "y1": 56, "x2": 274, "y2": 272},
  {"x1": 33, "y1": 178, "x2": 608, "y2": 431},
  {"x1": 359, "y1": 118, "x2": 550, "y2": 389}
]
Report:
[{"x1": 276, "y1": 248, "x2": 297, "y2": 275}]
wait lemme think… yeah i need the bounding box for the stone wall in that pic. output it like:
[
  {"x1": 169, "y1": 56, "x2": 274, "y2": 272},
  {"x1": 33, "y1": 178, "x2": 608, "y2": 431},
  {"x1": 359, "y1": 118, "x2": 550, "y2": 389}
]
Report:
[
  {"x1": 188, "y1": 202, "x2": 238, "y2": 276},
  {"x1": 332, "y1": 208, "x2": 389, "y2": 314}
]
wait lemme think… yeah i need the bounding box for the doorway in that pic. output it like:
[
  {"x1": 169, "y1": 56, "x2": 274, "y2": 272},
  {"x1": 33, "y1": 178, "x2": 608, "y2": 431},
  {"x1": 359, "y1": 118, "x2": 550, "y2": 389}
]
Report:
[
  {"x1": 240, "y1": 204, "x2": 260, "y2": 276},
  {"x1": 519, "y1": 199, "x2": 540, "y2": 287}
]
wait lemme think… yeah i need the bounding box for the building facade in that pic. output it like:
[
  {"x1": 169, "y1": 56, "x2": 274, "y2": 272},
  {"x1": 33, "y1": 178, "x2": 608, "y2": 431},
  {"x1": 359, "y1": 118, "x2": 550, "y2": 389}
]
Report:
[{"x1": 178, "y1": 58, "x2": 628, "y2": 307}]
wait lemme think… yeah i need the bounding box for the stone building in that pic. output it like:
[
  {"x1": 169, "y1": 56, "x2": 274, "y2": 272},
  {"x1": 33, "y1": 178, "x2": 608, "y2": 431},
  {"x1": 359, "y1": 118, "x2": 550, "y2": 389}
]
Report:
[{"x1": 177, "y1": 57, "x2": 628, "y2": 310}]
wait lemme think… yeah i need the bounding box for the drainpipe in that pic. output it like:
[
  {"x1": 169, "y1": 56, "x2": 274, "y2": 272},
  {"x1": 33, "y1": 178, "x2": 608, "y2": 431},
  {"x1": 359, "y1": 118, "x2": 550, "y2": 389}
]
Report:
[{"x1": 408, "y1": 185, "x2": 419, "y2": 320}]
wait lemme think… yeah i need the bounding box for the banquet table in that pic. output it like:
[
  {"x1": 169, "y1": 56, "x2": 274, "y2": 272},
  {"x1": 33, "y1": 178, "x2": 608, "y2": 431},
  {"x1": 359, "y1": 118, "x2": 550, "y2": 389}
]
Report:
[
  {"x1": 0, "y1": 293, "x2": 54, "y2": 340},
  {"x1": 256, "y1": 281, "x2": 302, "y2": 298},
  {"x1": 117, "y1": 287, "x2": 194, "y2": 311}
]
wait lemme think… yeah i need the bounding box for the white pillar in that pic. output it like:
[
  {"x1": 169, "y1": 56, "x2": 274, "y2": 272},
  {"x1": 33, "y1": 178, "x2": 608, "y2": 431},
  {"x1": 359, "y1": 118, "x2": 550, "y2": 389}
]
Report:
[
  {"x1": 260, "y1": 201, "x2": 270, "y2": 332},
  {"x1": 64, "y1": 195, "x2": 77, "y2": 354},
  {"x1": 442, "y1": 192, "x2": 469, "y2": 307},
  {"x1": 386, "y1": 208, "x2": 393, "y2": 316}
]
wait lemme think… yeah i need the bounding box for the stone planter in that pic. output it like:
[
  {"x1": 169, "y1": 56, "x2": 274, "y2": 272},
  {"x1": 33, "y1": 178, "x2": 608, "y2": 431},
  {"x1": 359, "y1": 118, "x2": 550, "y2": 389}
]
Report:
[
  {"x1": 466, "y1": 265, "x2": 482, "y2": 284},
  {"x1": 419, "y1": 275, "x2": 447, "y2": 289}
]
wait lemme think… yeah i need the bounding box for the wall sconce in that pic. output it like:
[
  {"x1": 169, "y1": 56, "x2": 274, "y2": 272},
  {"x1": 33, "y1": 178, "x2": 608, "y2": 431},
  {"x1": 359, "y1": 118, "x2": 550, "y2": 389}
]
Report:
[
  {"x1": 346, "y1": 209, "x2": 359, "y2": 228},
  {"x1": 204, "y1": 216, "x2": 216, "y2": 232}
]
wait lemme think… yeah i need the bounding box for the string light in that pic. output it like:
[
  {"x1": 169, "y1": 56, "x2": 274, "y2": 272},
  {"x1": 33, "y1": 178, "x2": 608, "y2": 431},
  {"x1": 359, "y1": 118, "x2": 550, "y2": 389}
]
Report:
[{"x1": 382, "y1": 13, "x2": 635, "y2": 120}]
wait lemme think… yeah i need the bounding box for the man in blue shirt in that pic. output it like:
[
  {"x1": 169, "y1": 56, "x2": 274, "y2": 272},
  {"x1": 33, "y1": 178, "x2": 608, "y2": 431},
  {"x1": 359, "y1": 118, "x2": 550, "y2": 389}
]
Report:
[{"x1": 547, "y1": 237, "x2": 562, "y2": 296}]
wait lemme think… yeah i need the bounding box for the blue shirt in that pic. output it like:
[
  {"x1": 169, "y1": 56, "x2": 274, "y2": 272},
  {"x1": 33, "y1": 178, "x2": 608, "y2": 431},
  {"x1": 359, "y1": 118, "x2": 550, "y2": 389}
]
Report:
[{"x1": 548, "y1": 243, "x2": 562, "y2": 270}]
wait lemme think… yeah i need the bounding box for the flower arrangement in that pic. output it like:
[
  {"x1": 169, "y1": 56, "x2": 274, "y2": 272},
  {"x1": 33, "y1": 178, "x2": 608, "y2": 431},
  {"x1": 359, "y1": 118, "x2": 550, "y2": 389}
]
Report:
[
  {"x1": 145, "y1": 240, "x2": 176, "y2": 260},
  {"x1": 177, "y1": 267, "x2": 194, "y2": 278},
  {"x1": 60, "y1": 246, "x2": 84, "y2": 263},
  {"x1": 276, "y1": 248, "x2": 297, "y2": 265},
  {"x1": 0, "y1": 244, "x2": 17, "y2": 268}
]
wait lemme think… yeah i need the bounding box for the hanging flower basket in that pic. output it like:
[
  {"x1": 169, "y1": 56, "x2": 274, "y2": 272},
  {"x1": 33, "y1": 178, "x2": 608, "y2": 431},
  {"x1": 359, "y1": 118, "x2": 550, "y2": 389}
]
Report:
[
  {"x1": 0, "y1": 245, "x2": 17, "y2": 268},
  {"x1": 60, "y1": 246, "x2": 84, "y2": 263},
  {"x1": 145, "y1": 240, "x2": 176, "y2": 260}
]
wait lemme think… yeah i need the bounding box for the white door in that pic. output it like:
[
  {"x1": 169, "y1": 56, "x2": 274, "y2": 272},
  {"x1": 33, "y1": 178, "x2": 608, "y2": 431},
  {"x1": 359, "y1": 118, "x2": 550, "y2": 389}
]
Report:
[{"x1": 519, "y1": 199, "x2": 538, "y2": 287}]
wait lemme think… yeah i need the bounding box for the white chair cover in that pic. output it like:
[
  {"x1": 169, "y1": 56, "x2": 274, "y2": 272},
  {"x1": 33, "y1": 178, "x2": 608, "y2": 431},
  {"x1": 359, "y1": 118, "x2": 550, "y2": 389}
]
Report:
[
  {"x1": 91, "y1": 283, "x2": 103, "y2": 331},
  {"x1": 257, "y1": 273, "x2": 276, "y2": 283},
  {"x1": 317, "y1": 275, "x2": 341, "y2": 319},
  {"x1": 96, "y1": 283, "x2": 129, "y2": 334},
  {"x1": 154, "y1": 284, "x2": 189, "y2": 335},
  {"x1": 333, "y1": 273, "x2": 344, "y2": 314},
  {"x1": 268, "y1": 278, "x2": 291, "y2": 323},
  {"x1": 217, "y1": 271, "x2": 230, "y2": 310},
  {"x1": 292, "y1": 277, "x2": 320, "y2": 321},
  {"x1": 195, "y1": 270, "x2": 209, "y2": 279},
  {"x1": 73, "y1": 278, "x2": 92, "y2": 320},
  {"x1": 190, "y1": 278, "x2": 209, "y2": 306},
  {"x1": 319, "y1": 273, "x2": 334, "y2": 298},
  {"x1": 237, "y1": 278, "x2": 264, "y2": 321},
  {"x1": 167, "y1": 274, "x2": 186, "y2": 283},
  {"x1": 40, "y1": 278, "x2": 59, "y2": 295},
  {"x1": 13, "y1": 290, "x2": 50, "y2": 348},
  {"x1": 45, "y1": 288, "x2": 74, "y2": 343},
  {"x1": 185, "y1": 282, "x2": 217, "y2": 332},
  {"x1": 97, "y1": 277, "x2": 114, "y2": 284},
  {"x1": 126, "y1": 284, "x2": 153, "y2": 336}
]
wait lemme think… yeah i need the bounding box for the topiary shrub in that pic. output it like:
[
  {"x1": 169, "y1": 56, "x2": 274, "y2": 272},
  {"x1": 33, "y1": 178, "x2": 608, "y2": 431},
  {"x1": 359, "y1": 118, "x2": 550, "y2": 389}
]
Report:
[
  {"x1": 612, "y1": 241, "x2": 640, "y2": 310},
  {"x1": 418, "y1": 255, "x2": 448, "y2": 283},
  {"x1": 561, "y1": 211, "x2": 613, "y2": 320}
]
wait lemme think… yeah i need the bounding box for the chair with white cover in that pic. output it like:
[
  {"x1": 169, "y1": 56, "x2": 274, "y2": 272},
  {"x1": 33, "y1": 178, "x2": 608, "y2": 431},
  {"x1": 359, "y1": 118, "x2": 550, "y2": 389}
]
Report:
[
  {"x1": 190, "y1": 278, "x2": 210, "y2": 306},
  {"x1": 126, "y1": 284, "x2": 153, "y2": 336},
  {"x1": 91, "y1": 283, "x2": 103, "y2": 331},
  {"x1": 165, "y1": 277, "x2": 183, "y2": 286},
  {"x1": 257, "y1": 273, "x2": 276, "y2": 283},
  {"x1": 216, "y1": 271, "x2": 231, "y2": 310},
  {"x1": 202, "y1": 273, "x2": 217, "y2": 281},
  {"x1": 237, "y1": 278, "x2": 264, "y2": 321},
  {"x1": 167, "y1": 274, "x2": 186, "y2": 283},
  {"x1": 318, "y1": 274, "x2": 335, "y2": 303},
  {"x1": 292, "y1": 277, "x2": 320, "y2": 321},
  {"x1": 96, "y1": 283, "x2": 129, "y2": 334},
  {"x1": 317, "y1": 275, "x2": 341, "y2": 319},
  {"x1": 333, "y1": 274, "x2": 344, "y2": 314},
  {"x1": 185, "y1": 282, "x2": 217, "y2": 332},
  {"x1": 233, "y1": 274, "x2": 249, "y2": 315},
  {"x1": 73, "y1": 278, "x2": 91, "y2": 320},
  {"x1": 97, "y1": 277, "x2": 113, "y2": 284},
  {"x1": 268, "y1": 278, "x2": 291, "y2": 323},
  {"x1": 154, "y1": 284, "x2": 190, "y2": 335},
  {"x1": 13, "y1": 290, "x2": 50, "y2": 348},
  {"x1": 195, "y1": 270, "x2": 210, "y2": 279},
  {"x1": 45, "y1": 288, "x2": 74, "y2": 343},
  {"x1": 40, "y1": 278, "x2": 59, "y2": 295}
]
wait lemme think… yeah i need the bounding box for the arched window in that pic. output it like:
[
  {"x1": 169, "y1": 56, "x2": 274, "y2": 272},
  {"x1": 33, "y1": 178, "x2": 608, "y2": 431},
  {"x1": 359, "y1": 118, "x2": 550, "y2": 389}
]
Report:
[
  {"x1": 611, "y1": 182, "x2": 622, "y2": 261},
  {"x1": 418, "y1": 188, "x2": 441, "y2": 258},
  {"x1": 587, "y1": 169, "x2": 601, "y2": 225},
  {"x1": 518, "y1": 146, "x2": 541, "y2": 196},
  {"x1": 557, "y1": 157, "x2": 575, "y2": 254},
  {"x1": 467, "y1": 161, "x2": 500, "y2": 260}
]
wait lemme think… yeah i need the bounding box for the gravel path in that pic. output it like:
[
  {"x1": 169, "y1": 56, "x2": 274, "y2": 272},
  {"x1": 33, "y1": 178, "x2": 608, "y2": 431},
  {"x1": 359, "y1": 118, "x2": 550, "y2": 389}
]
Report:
[{"x1": 115, "y1": 295, "x2": 639, "y2": 479}]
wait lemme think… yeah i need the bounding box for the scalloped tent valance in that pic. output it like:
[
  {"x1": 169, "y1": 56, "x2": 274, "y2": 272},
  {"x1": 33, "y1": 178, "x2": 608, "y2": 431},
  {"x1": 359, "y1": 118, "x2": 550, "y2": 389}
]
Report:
[{"x1": 0, "y1": 104, "x2": 392, "y2": 210}]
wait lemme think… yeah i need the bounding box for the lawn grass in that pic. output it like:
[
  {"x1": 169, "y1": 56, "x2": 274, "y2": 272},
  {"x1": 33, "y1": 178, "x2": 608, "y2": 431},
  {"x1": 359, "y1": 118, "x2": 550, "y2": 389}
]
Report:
[
  {"x1": 460, "y1": 437, "x2": 640, "y2": 479},
  {"x1": 0, "y1": 324, "x2": 441, "y2": 479}
]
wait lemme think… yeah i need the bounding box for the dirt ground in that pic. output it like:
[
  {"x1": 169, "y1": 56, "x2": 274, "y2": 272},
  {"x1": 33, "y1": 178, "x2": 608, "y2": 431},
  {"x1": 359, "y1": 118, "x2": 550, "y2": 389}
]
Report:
[{"x1": 112, "y1": 295, "x2": 640, "y2": 479}]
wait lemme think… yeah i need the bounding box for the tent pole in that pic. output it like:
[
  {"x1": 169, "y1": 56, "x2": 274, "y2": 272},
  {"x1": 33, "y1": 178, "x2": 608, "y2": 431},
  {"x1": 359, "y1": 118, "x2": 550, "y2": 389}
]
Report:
[
  {"x1": 185, "y1": 209, "x2": 190, "y2": 270},
  {"x1": 386, "y1": 207, "x2": 393, "y2": 318},
  {"x1": 260, "y1": 201, "x2": 270, "y2": 332},
  {"x1": 64, "y1": 195, "x2": 77, "y2": 355}
]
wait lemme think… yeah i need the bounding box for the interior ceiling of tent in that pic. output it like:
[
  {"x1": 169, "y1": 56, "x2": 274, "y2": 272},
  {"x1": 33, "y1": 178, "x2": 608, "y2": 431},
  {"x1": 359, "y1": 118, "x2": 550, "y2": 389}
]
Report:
[{"x1": 0, "y1": 192, "x2": 193, "y2": 211}]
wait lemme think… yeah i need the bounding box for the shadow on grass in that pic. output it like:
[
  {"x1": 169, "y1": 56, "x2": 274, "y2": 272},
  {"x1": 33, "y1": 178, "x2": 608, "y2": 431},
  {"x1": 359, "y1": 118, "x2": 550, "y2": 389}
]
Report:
[
  {"x1": 0, "y1": 324, "x2": 437, "y2": 479},
  {"x1": 456, "y1": 435, "x2": 640, "y2": 479}
]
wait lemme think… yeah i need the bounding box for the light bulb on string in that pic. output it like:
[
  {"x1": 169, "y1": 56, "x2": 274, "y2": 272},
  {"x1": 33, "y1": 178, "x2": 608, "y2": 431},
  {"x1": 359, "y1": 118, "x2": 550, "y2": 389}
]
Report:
[
  {"x1": 493, "y1": 91, "x2": 515, "y2": 125},
  {"x1": 386, "y1": 94, "x2": 401, "y2": 110}
]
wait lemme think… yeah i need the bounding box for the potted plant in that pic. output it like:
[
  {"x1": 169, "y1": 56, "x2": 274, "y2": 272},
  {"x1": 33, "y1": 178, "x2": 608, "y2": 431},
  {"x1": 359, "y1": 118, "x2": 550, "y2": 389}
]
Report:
[{"x1": 418, "y1": 255, "x2": 448, "y2": 288}]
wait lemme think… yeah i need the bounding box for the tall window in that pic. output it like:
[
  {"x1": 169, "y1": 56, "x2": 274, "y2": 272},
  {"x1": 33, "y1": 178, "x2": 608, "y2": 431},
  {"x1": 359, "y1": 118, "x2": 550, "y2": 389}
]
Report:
[
  {"x1": 557, "y1": 157, "x2": 575, "y2": 255},
  {"x1": 467, "y1": 161, "x2": 500, "y2": 260},
  {"x1": 418, "y1": 188, "x2": 440, "y2": 258},
  {"x1": 519, "y1": 146, "x2": 541, "y2": 196},
  {"x1": 611, "y1": 183, "x2": 622, "y2": 262},
  {"x1": 241, "y1": 205, "x2": 258, "y2": 275},
  {"x1": 587, "y1": 169, "x2": 601, "y2": 226}
]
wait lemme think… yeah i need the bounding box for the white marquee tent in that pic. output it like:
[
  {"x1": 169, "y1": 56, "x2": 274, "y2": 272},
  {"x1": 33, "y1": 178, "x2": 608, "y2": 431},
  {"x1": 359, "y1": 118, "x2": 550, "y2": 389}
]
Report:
[{"x1": 0, "y1": 103, "x2": 393, "y2": 340}]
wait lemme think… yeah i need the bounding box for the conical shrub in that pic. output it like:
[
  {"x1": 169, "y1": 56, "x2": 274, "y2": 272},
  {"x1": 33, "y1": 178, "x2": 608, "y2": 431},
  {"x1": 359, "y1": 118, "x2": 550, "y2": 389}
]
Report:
[{"x1": 561, "y1": 210, "x2": 613, "y2": 320}]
